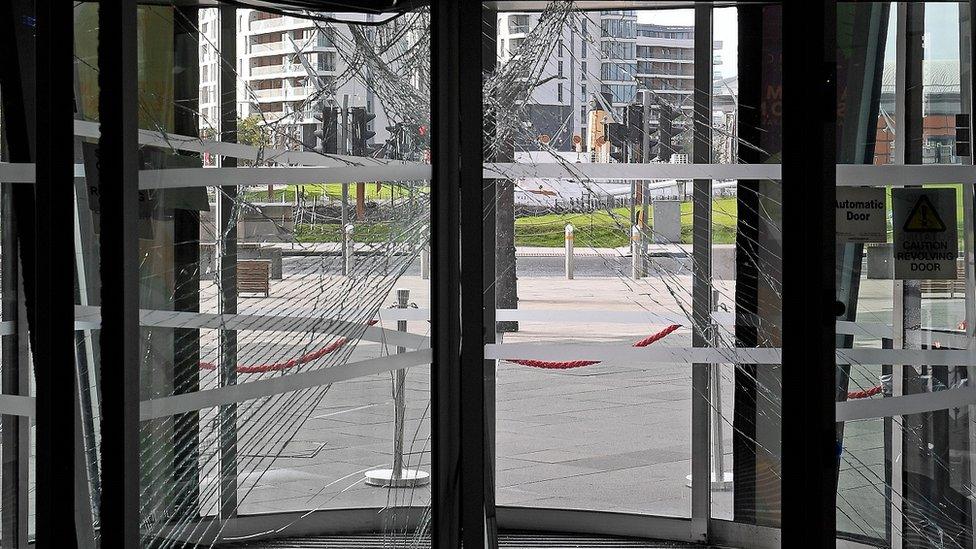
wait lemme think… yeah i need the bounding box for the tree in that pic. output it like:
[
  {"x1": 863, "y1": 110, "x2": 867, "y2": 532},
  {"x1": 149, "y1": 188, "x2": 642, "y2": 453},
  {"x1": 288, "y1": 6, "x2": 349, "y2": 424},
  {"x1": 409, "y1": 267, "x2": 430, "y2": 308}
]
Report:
[{"x1": 238, "y1": 115, "x2": 271, "y2": 149}]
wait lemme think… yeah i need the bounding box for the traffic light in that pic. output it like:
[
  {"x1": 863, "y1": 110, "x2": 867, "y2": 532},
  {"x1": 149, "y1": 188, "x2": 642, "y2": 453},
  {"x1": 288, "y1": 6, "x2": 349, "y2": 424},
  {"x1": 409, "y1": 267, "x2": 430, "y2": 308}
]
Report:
[
  {"x1": 350, "y1": 107, "x2": 377, "y2": 156},
  {"x1": 313, "y1": 106, "x2": 338, "y2": 154},
  {"x1": 604, "y1": 122, "x2": 629, "y2": 149},
  {"x1": 626, "y1": 104, "x2": 643, "y2": 142},
  {"x1": 657, "y1": 103, "x2": 676, "y2": 159},
  {"x1": 604, "y1": 122, "x2": 629, "y2": 162}
]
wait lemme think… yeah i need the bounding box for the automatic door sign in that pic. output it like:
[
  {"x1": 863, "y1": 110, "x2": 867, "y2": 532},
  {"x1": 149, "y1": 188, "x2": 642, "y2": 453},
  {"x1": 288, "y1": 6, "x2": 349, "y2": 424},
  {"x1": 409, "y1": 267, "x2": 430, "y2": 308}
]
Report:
[
  {"x1": 836, "y1": 187, "x2": 886, "y2": 242},
  {"x1": 892, "y1": 188, "x2": 957, "y2": 280}
]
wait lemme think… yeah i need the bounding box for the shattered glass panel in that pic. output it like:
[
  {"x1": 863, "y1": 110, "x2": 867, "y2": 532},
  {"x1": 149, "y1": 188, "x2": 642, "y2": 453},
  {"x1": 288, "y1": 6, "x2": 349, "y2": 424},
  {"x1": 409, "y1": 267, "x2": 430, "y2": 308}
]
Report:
[
  {"x1": 836, "y1": 2, "x2": 976, "y2": 548},
  {"x1": 25, "y1": 0, "x2": 976, "y2": 547},
  {"x1": 485, "y1": 2, "x2": 779, "y2": 521},
  {"x1": 71, "y1": 3, "x2": 432, "y2": 546}
]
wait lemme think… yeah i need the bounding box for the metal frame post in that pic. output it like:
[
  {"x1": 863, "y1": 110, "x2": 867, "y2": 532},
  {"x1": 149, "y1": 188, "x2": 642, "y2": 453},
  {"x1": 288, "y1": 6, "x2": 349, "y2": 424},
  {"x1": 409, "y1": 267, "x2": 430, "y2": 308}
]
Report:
[
  {"x1": 172, "y1": 4, "x2": 202, "y2": 522},
  {"x1": 960, "y1": 2, "x2": 976, "y2": 546},
  {"x1": 732, "y1": 4, "x2": 761, "y2": 523},
  {"x1": 1, "y1": 194, "x2": 28, "y2": 549},
  {"x1": 0, "y1": 1, "x2": 37, "y2": 545},
  {"x1": 890, "y1": 6, "x2": 924, "y2": 547},
  {"x1": 483, "y1": 8, "x2": 500, "y2": 547},
  {"x1": 458, "y1": 0, "x2": 486, "y2": 546},
  {"x1": 98, "y1": 0, "x2": 140, "y2": 546},
  {"x1": 781, "y1": 1, "x2": 837, "y2": 547},
  {"x1": 217, "y1": 3, "x2": 239, "y2": 520},
  {"x1": 431, "y1": 0, "x2": 463, "y2": 544},
  {"x1": 34, "y1": 0, "x2": 79, "y2": 546},
  {"x1": 690, "y1": 4, "x2": 713, "y2": 542}
]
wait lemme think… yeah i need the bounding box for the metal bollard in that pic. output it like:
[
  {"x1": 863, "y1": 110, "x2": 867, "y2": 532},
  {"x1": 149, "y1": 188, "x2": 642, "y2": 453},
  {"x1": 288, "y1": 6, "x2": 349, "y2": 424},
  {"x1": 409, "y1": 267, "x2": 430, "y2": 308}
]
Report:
[
  {"x1": 631, "y1": 225, "x2": 642, "y2": 279},
  {"x1": 365, "y1": 289, "x2": 430, "y2": 488},
  {"x1": 565, "y1": 223, "x2": 575, "y2": 279},
  {"x1": 343, "y1": 224, "x2": 354, "y2": 276},
  {"x1": 709, "y1": 287, "x2": 731, "y2": 489},
  {"x1": 420, "y1": 245, "x2": 430, "y2": 280},
  {"x1": 392, "y1": 289, "x2": 408, "y2": 479}
]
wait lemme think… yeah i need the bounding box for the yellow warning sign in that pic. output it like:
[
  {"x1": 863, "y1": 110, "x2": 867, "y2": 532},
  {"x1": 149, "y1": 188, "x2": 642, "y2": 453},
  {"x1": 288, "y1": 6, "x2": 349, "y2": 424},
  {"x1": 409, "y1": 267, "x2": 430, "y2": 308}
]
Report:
[{"x1": 903, "y1": 195, "x2": 947, "y2": 233}]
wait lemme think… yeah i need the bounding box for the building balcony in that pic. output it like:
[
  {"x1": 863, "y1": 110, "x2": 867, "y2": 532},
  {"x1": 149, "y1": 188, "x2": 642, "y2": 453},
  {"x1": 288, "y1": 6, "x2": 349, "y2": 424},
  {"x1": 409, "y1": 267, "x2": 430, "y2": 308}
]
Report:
[
  {"x1": 635, "y1": 72, "x2": 694, "y2": 79},
  {"x1": 248, "y1": 16, "x2": 314, "y2": 33},
  {"x1": 250, "y1": 64, "x2": 285, "y2": 77},
  {"x1": 247, "y1": 37, "x2": 330, "y2": 57},
  {"x1": 251, "y1": 86, "x2": 314, "y2": 101}
]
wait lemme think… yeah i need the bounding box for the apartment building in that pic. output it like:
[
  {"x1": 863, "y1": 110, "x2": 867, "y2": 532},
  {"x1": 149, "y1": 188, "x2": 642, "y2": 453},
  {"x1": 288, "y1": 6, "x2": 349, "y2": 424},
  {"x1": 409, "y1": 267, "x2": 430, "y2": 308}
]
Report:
[
  {"x1": 497, "y1": 10, "x2": 723, "y2": 152},
  {"x1": 199, "y1": 9, "x2": 389, "y2": 153}
]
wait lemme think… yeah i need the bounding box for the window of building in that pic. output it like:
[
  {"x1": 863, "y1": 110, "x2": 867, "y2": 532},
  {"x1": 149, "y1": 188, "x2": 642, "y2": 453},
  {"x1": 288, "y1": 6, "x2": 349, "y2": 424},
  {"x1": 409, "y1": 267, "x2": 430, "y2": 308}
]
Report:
[
  {"x1": 557, "y1": 39, "x2": 563, "y2": 57},
  {"x1": 558, "y1": 61, "x2": 563, "y2": 78},
  {"x1": 581, "y1": 83, "x2": 587, "y2": 97},
  {"x1": 318, "y1": 28, "x2": 335, "y2": 47},
  {"x1": 601, "y1": 41, "x2": 635, "y2": 60},
  {"x1": 581, "y1": 40, "x2": 587, "y2": 57},
  {"x1": 601, "y1": 18, "x2": 636, "y2": 39},
  {"x1": 510, "y1": 14, "x2": 530, "y2": 34},
  {"x1": 510, "y1": 38, "x2": 524, "y2": 55},
  {"x1": 601, "y1": 62, "x2": 636, "y2": 81},
  {"x1": 318, "y1": 51, "x2": 336, "y2": 72},
  {"x1": 558, "y1": 83, "x2": 563, "y2": 103},
  {"x1": 581, "y1": 61, "x2": 587, "y2": 75},
  {"x1": 601, "y1": 83, "x2": 636, "y2": 103}
]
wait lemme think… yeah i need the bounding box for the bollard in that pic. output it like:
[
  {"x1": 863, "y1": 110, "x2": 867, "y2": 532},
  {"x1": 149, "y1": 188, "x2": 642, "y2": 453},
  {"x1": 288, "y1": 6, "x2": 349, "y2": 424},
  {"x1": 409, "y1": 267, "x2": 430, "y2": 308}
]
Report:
[
  {"x1": 343, "y1": 224, "x2": 354, "y2": 276},
  {"x1": 709, "y1": 287, "x2": 731, "y2": 489},
  {"x1": 565, "y1": 224, "x2": 575, "y2": 279},
  {"x1": 631, "y1": 225, "x2": 642, "y2": 279},
  {"x1": 392, "y1": 289, "x2": 408, "y2": 478},
  {"x1": 420, "y1": 245, "x2": 430, "y2": 280},
  {"x1": 365, "y1": 289, "x2": 430, "y2": 488}
]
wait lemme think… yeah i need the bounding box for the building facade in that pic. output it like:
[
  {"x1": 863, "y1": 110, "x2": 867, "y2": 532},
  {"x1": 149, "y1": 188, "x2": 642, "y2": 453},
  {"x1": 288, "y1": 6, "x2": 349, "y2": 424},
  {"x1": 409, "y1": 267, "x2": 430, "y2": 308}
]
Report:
[
  {"x1": 496, "y1": 10, "x2": 724, "y2": 153},
  {"x1": 199, "y1": 9, "x2": 390, "y2": 153}
]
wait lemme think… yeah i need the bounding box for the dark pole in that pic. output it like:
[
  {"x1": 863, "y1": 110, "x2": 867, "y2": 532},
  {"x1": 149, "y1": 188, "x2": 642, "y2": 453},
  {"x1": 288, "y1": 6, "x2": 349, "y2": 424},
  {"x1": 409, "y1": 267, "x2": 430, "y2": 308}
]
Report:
[
  {"x1": 459, "y1": 0, "x2": 487, "y2": 543},
  {"x1": 781, "y1": 1, "x2": 836, "y2": 546},
  {"x1": 898, "y1": 6, "x2": 927, "y2": 545},
  {"x1": 732, "y1": 4, "x2": 761, "y2": 523},
  {"x1": 98, "y1": 0, "x2": 140, "y2": 546},
  {"x1": 482, "y1": 6, "x2": 499, "y2": 549},
  {"x1": 173, "y1": 4, "x2": 202, "y2": 522},
  {"x1": 218, "y1": 3, "x2": 239, "y2": 520},
  {"x1": 690, "y1": 4, "x2": 712, "y2": 538},
  {"x1": 34, "y1": 0, "x2": 79, "y2": 547},
  {"x1": 431, "y1": 0, "x2": 462, "y2": 545}
]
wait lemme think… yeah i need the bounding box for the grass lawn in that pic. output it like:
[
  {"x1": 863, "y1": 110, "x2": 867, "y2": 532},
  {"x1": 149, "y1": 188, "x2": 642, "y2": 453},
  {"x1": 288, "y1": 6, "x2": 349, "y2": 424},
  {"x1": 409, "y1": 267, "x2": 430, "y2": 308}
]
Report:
[
  {"x1": 244, "y1": 183, "x2": 413, "y2": 203},
  {"x1": 294, "y1": 198, "x2": 739, "y2": 246},
  {"x1": 296, "y1": 222, "x2": 394, "y2": 244},
  {"x1": 295, "y1": 198, "x2": 736, "y2": 248},
  {"x1": 514, "y1": 198, "x2": 738, "y2": 247}
]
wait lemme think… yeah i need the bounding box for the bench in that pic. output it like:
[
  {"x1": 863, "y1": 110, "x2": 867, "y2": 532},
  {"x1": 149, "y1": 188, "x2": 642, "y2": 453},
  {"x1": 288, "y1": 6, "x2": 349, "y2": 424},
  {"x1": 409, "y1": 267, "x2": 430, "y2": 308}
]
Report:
[
  {"x1": 238, "y1": 260, "x2": 271, "y2": 297},
  {"x1": 919, "y1": 262, "x2": 966, "y2": 298}
]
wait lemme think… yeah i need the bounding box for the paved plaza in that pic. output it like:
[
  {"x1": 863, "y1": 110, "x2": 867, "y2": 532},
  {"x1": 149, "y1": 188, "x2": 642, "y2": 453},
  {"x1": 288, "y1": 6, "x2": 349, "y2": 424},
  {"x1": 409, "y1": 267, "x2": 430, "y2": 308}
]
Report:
[{"x1": 183, "y1": 253, "x2": 964, "y2": 540}]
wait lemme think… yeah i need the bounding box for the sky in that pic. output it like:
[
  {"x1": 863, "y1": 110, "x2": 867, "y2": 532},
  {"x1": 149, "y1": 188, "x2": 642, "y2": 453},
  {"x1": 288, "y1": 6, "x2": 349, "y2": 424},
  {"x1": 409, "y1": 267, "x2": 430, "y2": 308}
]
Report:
[
  {"x1": 641, "y1": 4, "x2": 963, "y2": 79},
  {"x1": 637, "y1": 8, "x2": 738, "y2": 79}
]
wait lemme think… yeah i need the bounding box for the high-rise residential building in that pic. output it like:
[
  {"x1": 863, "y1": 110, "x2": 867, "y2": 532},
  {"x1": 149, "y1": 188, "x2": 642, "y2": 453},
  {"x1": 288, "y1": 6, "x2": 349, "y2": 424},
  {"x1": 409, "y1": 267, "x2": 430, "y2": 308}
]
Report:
[
  {"x1": 497, "y1": 11, "x2": 603, "y2": 153},
  {"x1": 496, "y1": 11, "x2": 723, "y2": 152},
  {"x1": 199, "y1": 9, "x2": 390, "y2": 153},
  {"x1": 634, "y1": 23, "x2": 696, "y2": 114}
]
